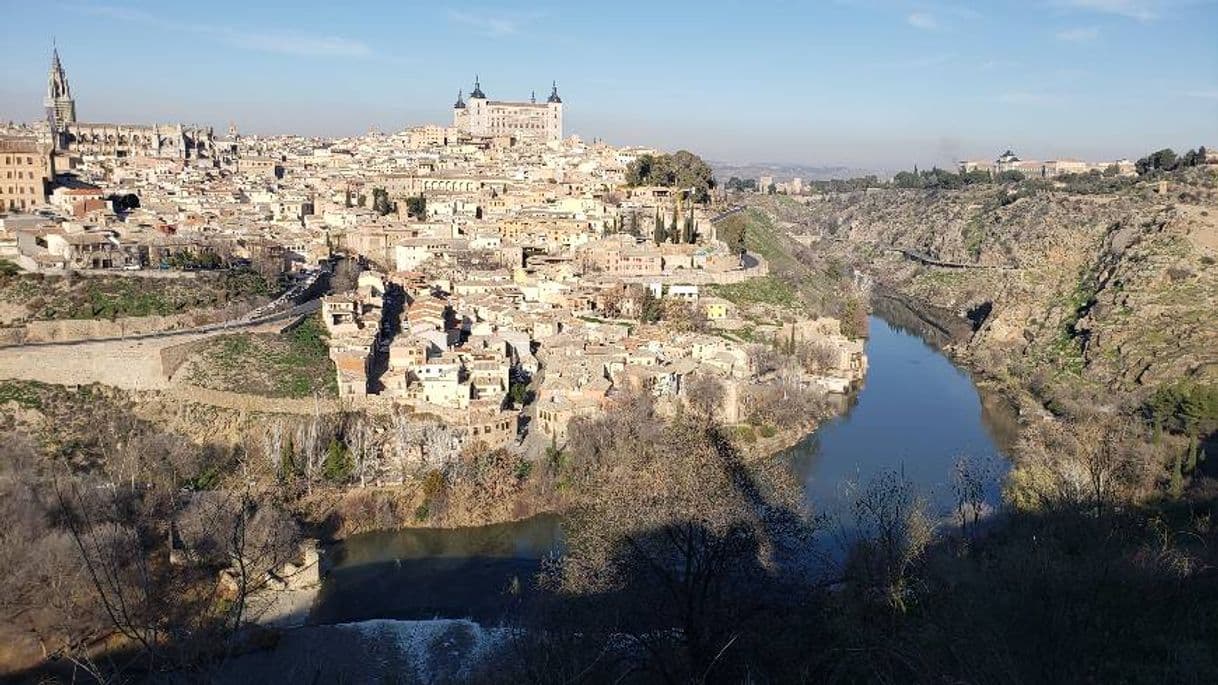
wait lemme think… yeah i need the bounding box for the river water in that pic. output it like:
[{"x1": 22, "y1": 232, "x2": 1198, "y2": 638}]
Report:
[
  {"x1": 787, "y1": 315, "x2": 1016, "y2": 521},
  {"x1": 312, "y1": 314, "x2": 1017, "y2": 624}
]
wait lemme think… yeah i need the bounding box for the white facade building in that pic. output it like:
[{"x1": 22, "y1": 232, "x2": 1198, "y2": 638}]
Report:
[{"x1": 453, "y1": 77, "x2": 563, "y2": 144}]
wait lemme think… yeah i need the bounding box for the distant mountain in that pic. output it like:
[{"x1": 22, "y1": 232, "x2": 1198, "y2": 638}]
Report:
[{"x1": 710, "y1": 161, "x2": 887, "y2": 183}]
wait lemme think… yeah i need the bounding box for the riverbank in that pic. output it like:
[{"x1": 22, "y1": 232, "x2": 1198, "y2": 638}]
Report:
[
  {"x1": 293, "y1": 482, "x2": 567, "y2": 540},
  {"x1": 242, "y1": 311, "x2": 1017, "y2": 682}
]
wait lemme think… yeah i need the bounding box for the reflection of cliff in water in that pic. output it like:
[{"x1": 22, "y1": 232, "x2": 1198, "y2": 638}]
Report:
[
  {"x1": 869, "y1": 289, "x2": 974, "y2": 350},
  {"x1": 868, "y1": 289, "x2": 1021, "y2": 455},
  {"x1": 978, "y1": 385, "x2": 1022, "y2": 454}
]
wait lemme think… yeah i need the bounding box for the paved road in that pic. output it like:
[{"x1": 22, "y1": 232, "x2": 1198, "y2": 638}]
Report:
[{"x1": 710, "y1": 205, "x2": 745, "y2": 223}]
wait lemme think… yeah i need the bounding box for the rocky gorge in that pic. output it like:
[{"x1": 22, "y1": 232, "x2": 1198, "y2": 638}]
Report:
[{"x1": 740, "y1": 169, "x2": 1218, "y2": 417}]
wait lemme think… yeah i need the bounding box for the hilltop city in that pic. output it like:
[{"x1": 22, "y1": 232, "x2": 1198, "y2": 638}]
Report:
[
  {"x1": 2, "y1": 27, "x2": 1218, "y2": 683},
  {"x1": 0, "y1": 48, "x2": 867, "y2": 465}
]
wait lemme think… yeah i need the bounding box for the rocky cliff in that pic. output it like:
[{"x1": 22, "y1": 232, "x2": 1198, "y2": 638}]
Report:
[{"x1": 741, "y1": 169, "x2": 1218, "y2": 406}]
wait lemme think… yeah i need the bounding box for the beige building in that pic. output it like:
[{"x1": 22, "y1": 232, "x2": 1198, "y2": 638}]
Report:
[
  {"x1": 453, "y1": 78, "x2": 563, "y2": 144},
  {"x1": 0, "y1": 136, "x2": 54, "y2": 213},
  {"x1": 238, "y1": 155, "x2": 283, "y2": 178},
  {"x1": 959, "y1": 150, "x2": 1136, "y2": 178}
]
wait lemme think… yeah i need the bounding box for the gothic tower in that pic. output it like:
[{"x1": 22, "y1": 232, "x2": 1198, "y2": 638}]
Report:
[{"x1": 44, "y1": 46, "x2": 76, "y2": 131}]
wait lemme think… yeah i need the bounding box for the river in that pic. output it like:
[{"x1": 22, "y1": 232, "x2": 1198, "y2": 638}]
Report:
[
  {"x1": 311, "y1": 314, "x2": 1017, "y2": 624},
  {"x1": 787, "y1": 315, "x2": 1016, "y2": 521}
]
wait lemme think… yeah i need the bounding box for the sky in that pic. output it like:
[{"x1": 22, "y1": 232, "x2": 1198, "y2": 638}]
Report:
[{"x1": 1, "y1": 0, "x2": 1216, "y2": 169}]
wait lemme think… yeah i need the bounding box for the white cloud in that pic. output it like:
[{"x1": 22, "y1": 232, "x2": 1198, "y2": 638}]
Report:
[
  {"x1": 449, "y1": 10, "x2": 542, "y2": 37},
  {"x1": 218, "y1": 29, "x2": 371, "y2": 57},
  {"x1": 1055, "y1": 0, "x2": 1160, "y2": 21},
  {"x1": 1056, "y1": 26, "x2": 1100, "y2": 41},
  {"x1": 907, "y1": 12, "x2": 939, "y2": 29}
]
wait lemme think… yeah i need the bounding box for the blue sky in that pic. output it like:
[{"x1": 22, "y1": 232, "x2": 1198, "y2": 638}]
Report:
[{"x1": 1, "y1": 0, "x2": 1215, "y2": 168}]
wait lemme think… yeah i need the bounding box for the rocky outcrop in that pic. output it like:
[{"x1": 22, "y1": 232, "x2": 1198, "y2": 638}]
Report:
[{"x1": 746, "y1": 170, "x2": 1218, "y2": 402}]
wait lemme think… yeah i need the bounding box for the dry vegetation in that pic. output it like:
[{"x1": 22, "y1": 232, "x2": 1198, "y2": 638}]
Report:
[
  {"x1": 181, "y1": 315, "x2": 338, "y2": 398},
  {"x1": 0, "y1": 269, "x2": 275, "y2": 325}
]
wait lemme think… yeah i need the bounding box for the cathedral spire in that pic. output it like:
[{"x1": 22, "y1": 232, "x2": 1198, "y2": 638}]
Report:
[
  {"x1": 454, "y1": 89, "x2": 466, "y2": 109},
  {"x1": 45, "y1": 43, "x2": 76, "y2": 130},
  {"x1": 47, "y1": 45, "x2": 71, "y2": 100},
  {"x1": 470, "y1": 75, "x2": 485, "y2": 99},
  {"x1": 547, "y1": 80, "x2": 562, "y2": 104}
]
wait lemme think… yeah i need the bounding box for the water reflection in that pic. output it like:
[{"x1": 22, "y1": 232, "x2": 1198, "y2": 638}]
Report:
[
  {"x1": 311, "y1": 516, "x2": 562, "y2": 624},
  {"x1": 786, "y1": 316, "x2": 1015, "y2": 519}
]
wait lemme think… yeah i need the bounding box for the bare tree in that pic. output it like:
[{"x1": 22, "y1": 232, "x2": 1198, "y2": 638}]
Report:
[
  {"x1": 741, "y1": 381, "x2": 828, "y2": 429},
  {"x1": 1010, "y1": 414, "x2": 1147, "y2": 516},
  {"x1": 684, "y1": 372, "x2": 725, "y2": 423},
  {"x1": 746, "y1": 343, "x2": 783, "y2": 378},
  {"x1": 297, "y1": 405, "x2": 324, "y2": 494},
  {"x1": 841, "y1": 468, "x2": 932, "y2": 613},
  {"x1": 951, "y1": 455, "x2": 993, "y2": 541},
  {"x1": 553, "y1": 416, "x2": 817, "y2": 681},
  {"x1": 262, "y1": 419, "x2": 285, "y2": 482},
  {"x1": 795, "y1": 339, "x2": 841, "y2": 374},
  {"x1": 347, "y1": 415, "x2": 378, "y2": 488},
  {"x1": 53, "y1": 477, "x2": 161, "y2": 664}
]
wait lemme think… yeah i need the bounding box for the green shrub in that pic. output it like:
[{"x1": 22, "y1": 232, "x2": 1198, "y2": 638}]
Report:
[
  {"x1": 422, "y1": 469, "x2": 446, "y2": 498},
  {"x1": 734, "y1": 425, "x2": 758, "y2": 443},
  {"x1": 514, "y1": 459, "x2": 534, "y2": 480},
  {"x1": 323, "y1": 439, "x2": 353, "y2": 483}
]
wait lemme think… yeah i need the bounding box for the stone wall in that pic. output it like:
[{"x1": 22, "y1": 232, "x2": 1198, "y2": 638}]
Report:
[
  {"x1": 160, "y1": 338, "x2": 211, "y2": 381},
  {"x1": 11, "y1": 308, "x2": 235, "y2": 345},
  {"x1": 611, "y1": 253, "x2": 769, "y2": 286}
]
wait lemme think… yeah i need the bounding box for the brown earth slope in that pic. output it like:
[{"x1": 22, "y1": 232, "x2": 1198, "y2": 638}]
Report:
[{"x1": 739, "y1": 170, "x2": 1218, "y2": 408}]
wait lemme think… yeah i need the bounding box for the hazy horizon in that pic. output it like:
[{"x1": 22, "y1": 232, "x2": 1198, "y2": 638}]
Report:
[{"x1": 2, "y1": 0, "x2": 1215, "y2": 168}]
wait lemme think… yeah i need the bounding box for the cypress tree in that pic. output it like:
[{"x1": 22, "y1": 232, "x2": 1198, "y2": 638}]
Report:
[{"x1": 1171, "y1": 451, "x2": 1184, "y2": 498}]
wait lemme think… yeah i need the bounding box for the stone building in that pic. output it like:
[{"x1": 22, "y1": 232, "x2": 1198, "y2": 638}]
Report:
[
  {"x1": 0, "y1": 136, "x2": 54, "y2": 213},
  {"x1": 42, "y1": 48, "x2": 214, "y2": 159},
  {"x1": 958, "y1": 150, "x2": 1136, "y2": 178},
  {"x1": 453, "y1": 77, "x2": 563, "y2": 144}
]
